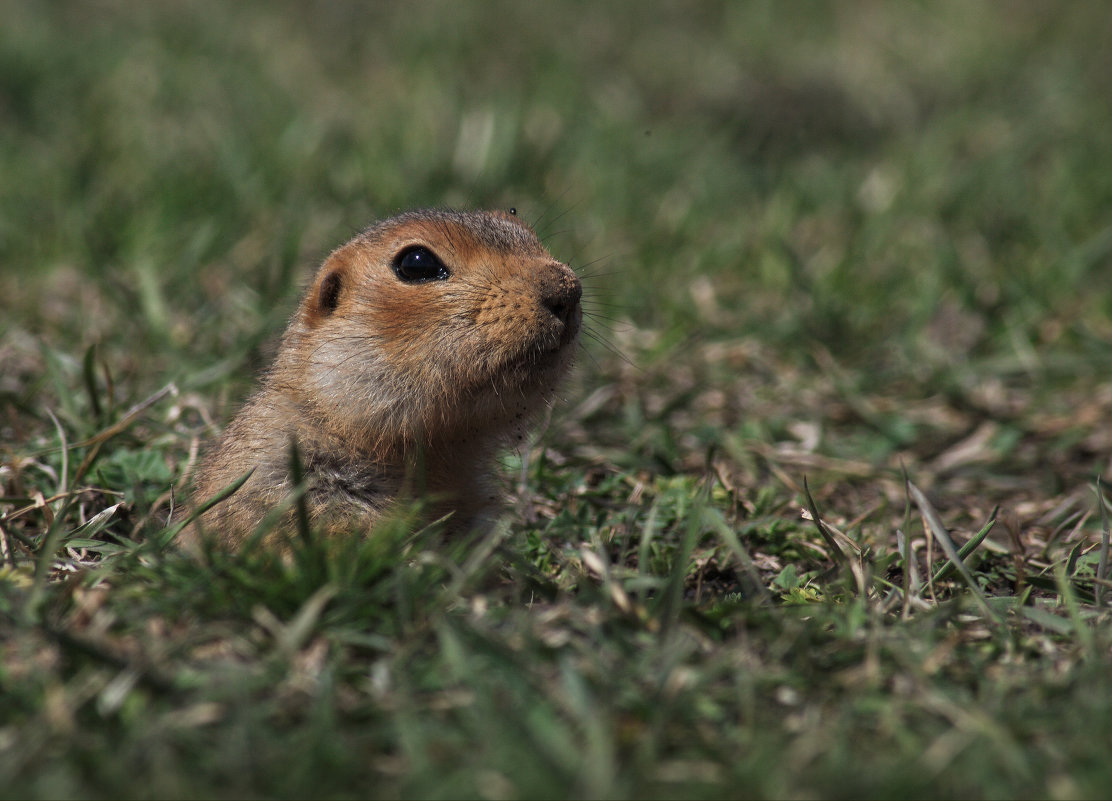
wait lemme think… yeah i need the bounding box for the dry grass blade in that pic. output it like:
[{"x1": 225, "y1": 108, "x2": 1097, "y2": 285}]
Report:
[
  {"x1": 77, "y1": 382, "x2": 180, "y2": 449},
  {"x1": 1096, "y1": 478, "x2": 1110, "y2": 608},
  {"x1": 801, "y1": 476, "x2": 849, "y2": 567},
  {"x1": 73, "y1": 382, "x2": 179, "y2": 483},
  {"x1": 67, "y1": 502, "x2": 125, "y2": 543},
  {"x1": 907, "y1": 481, "x2": 1001, "y2": 623},
  {"x1": 802, "y1": 477, "x2": 868, "y2": 596},
  {"x1": 896, "y1": 529, "x2": 921, "y2": 618},
  {"x1": 45, "y1": 408, "x2": 69, "y2": 495},
  {"x1": 897, "y1": 470, "x2": 918, "y2": 618}
]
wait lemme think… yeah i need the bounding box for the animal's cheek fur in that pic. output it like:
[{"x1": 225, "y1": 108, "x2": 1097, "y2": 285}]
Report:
[
  {"x1": 302, "y1": 330, "x2": 392, "y2": 408},
  {"x1": 369, "y1": 295, "x2": 464, "y2": 373}
]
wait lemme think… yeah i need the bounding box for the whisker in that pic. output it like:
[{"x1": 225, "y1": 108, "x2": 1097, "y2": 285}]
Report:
[
  {"x1": 530, "y1": 187, "x2": 575, "y2": 231},
  {"x1": 571, "y1": 252, "x2": 622, "y2": 272},
  {"x1": 538, "y1": 197, "x2": 583, "y2": 236},
  {"x1": 581, "y1": 326, "x2": 637, "y2": 370},
  {"x1": 580, "y1": 299, "x2": 627, "y2": 311},
  {"x1": 577, "y1": 269, "x2": 630, "y2": 282},
  {"x1": 576, "y1": 341, "x2": 604, "y2": 371},
  {"x1": 581, "y1": 312, "x2": 630, "y2": 327},
  {"x1": 540, "y1": 228, "x2": 572, "y2": 245}
]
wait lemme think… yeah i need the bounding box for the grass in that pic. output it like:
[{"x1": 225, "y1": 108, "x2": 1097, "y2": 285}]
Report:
[{"x1": 3, "y1": 1, "x2": 1112, "y2": 797}]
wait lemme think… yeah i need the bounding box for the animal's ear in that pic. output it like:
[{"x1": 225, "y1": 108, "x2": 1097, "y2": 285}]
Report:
[
  {"x1": 304, "y1": 269, "x2": 344, "y2": 327},
  {"x1": 317, "y1": 270, "x2": 342, "y2": 315}
]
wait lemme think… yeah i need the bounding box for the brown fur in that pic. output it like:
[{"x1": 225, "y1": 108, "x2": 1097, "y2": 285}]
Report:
[{"x1": 185, "y1": 209, "x2": 581, "y2": 550}]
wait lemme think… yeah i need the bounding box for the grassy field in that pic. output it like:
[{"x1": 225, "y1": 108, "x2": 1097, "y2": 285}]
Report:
[{"x1": 3, "y1": 1, "x2": 1112, "y2": 797}]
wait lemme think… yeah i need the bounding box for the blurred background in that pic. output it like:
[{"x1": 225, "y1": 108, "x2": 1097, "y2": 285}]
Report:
[{"x1": 2, "y1": 0, "x2": 1111, "y2": 488}]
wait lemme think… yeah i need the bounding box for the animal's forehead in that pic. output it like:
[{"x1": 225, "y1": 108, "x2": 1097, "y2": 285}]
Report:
[{"x1": 361, "y1": 210, "x2": 548, "y2": 259}]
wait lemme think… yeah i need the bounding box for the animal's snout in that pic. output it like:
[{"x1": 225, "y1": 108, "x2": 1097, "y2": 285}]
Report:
[{"x1": 539, "y1": 263, "x2": 583, "y2": 337}]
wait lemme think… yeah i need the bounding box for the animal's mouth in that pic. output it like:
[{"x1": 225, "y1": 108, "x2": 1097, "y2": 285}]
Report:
[
  {"x1": 560, "y1": 305, "x2": 583, "y2": 347},
  {"x1": 538, "y1": 307, "x2": 582, "y2": 358},
  {"x1": 466, "y1": 298, "x2": 581, "y2": 391},
  {"x1": 494, "y1": 323, "x2": 580, "y2": 383},
  {"x1": 508, "y1": 338, "x2": 573, "y2": 374}
]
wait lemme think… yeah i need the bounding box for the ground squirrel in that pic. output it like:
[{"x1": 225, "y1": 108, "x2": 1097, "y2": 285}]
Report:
[{"x1": 187, "y1": 208, "x2": 582, "y2": 549}]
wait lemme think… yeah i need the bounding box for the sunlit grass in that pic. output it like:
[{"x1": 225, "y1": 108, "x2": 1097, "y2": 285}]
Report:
[{"x1": 3, "y1": 2, "x2": 1112, "y2": 798}]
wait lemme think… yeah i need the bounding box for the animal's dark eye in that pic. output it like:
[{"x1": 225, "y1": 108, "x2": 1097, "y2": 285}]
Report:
[{"x1": 393, "y1": 246, "x2": 449, "y2": 283}]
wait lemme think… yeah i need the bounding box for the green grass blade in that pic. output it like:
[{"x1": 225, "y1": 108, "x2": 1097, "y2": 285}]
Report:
[
  {"x1": 155, "y1": 469, "x2": 254, "y2": 549},
  {"x1": 931, "y1": 506, "x2": 998, "y2": 584},
  {"x1": 908, "y1": 481, "x2": 1001, "y2": 624}
]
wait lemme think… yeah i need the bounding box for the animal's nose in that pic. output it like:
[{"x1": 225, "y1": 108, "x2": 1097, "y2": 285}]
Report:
[{"x1": 540, "y1": 263, "x2": 582, "y2": 327}]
